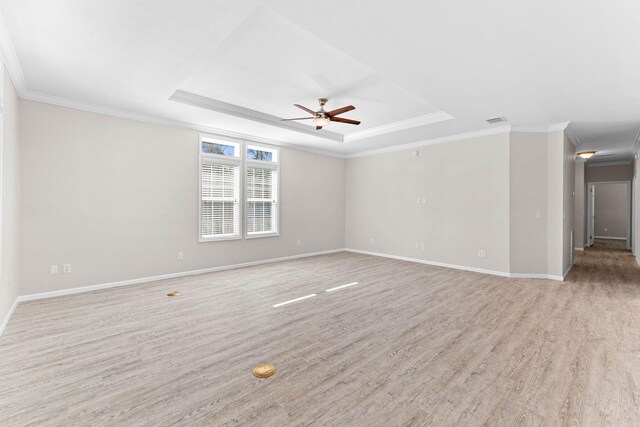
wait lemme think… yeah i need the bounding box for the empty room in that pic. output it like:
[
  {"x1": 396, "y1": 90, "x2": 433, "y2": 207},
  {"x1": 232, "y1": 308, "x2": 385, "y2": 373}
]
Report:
[{"x1": 1, "y1": 1, "x2": 640, "y2": 426}]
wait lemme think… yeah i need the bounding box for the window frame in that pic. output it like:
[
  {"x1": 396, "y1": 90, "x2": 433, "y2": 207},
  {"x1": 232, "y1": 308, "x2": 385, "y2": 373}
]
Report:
[
  {"x1": 198, "y1": 136, "x2": 242, "y2": 242},
  {"x1": 198, "y1": 135, "x2": 280, "y2": 242},
  {"x1": 244, "y1": 144, "x2": 280, "y2": 239}
]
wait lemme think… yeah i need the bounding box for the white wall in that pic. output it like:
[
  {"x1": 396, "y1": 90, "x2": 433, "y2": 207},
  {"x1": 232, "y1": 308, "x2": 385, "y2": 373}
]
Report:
[
  {"x1": 574, "y1": 160, "x2": 585, "y2": 248},
  {"x1": 509, "y1": 133, "x2": 548, "y2": 275},
  {"x1": 19, "y1": 101, "x2": 346, "y2": 295},
  {"x1": 594, "y1": 183, "x2": 629, "y2": 239},
  {"x1": 0, "y1": 66, "x2": 20, "y2": 328},
  {"x1": 346, "y1": 133, "x2": 511, "y2": 274}
]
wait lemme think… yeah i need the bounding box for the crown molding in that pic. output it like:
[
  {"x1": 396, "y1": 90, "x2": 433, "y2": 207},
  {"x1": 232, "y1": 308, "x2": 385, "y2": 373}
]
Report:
[
  {"x1": 343, "y1": 111, "x2": 453, "y2": 142},
  {"x1": 548, "y1": 121, "x2": 571, "y2": 132},
  {"x1": 632, "y1": 127, "x2": 640, "y2": 156},
  {"x1": 21, "y1": 89, "x2": 347, "y2": 158},
  {"x1": 0, "y1": 8, "x2": 27, "y2": 95},
  {"x1": 346, "y1": 125, "x2": 512, "y2": 158},
  {"x1": 170, "y1": 89, "x2": 344, "y2": 143}
]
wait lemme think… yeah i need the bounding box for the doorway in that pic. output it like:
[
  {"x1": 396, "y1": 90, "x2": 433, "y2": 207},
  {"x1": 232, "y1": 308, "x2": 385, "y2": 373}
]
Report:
[{"x1": 586, "y1": 181, "x2": 632, "y2": 249}]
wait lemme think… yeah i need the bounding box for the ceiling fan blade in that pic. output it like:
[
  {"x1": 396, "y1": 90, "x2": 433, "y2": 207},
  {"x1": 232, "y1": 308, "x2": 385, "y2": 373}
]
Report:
[
  {"x1": 294, "y1": 104, "x2": 316, "y2": 115},
  {"x1": 326, "y1": 105, "x2": 355, "y2": 117},
  {"x1": 330, "y1": 116, "x2": 361, "y2": 125},
  {"x1": 281, "y1": 117, "x2": 314, "y2": 121},
  {"x1": 316, "y1": 126, "x2": 322, "y2": 130}
]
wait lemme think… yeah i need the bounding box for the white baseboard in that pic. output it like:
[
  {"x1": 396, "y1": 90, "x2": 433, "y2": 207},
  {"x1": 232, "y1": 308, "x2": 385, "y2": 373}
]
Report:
[
  {"x1": 346, "y1": 249, "x2": 565, "y2": 281},
  {"x1": 16, "y1": 248, "x2": 346, "y2": 303},
  {"x1": 0, "y1": 298, "x2": 19, "y2": 337},
  {"x1": 574, "y1": 246, "x2": 584, "y2": 251},
  {"x1": 345, "y1": 248, "x2": 512, "y2": 278},
  {"x1": 345, "y1": 248, "x2": 566, "y2": 282},
  {"x1": 562, "y1": 262, "x2": 575, "y2": 280},
  {"x1": 594, "y1": 236, "x2": 626, "y2": 240}
]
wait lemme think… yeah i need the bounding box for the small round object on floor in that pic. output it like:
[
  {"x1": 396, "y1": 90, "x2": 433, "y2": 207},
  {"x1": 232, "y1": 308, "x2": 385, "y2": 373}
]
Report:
[
  {"x1": 166, "y1": 291, "x2": 181, "y2": 297},
  {"x1": 252, "y1": 364, "x2": 276, "y2": 378}
]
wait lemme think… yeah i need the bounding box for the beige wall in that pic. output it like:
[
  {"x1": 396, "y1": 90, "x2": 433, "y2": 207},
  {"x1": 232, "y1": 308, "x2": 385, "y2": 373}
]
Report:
[
  {"x1": 545, "y1": 131, "x2": 564, "y2": 277},
  {"x1": 509, "y1": 133, "x2": 548, "y2": 274},
  {"x1": 634, "y1": 155, "x2": 640, "y2": 262},
  {"x1": 0, "y1": 66, "x2": 20, "y2": 327},
  {"x1": 562, "y1": 132, "x2": 576, "y2": 273},
  {"x1": 574, "y1": 160, "x2": 585, "y2": 248},
  {"x1": 594, "y1": 183, "x2": 628, "y2": 239},
  {"x1": 585, "y1": 164, "x2": 633, "y2": 182},
  {"x1": 19, "y1": 101, "x2": 346, "y2": 295},
  {"x1": 346, "y1": 133, "x2": 511, "y2": 274}
]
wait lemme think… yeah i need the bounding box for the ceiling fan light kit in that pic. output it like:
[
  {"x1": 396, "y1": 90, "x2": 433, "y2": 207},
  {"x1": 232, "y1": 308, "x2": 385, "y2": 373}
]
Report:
[{"x1": 282, "y1": 98, "x2": 361, "y2": 130}]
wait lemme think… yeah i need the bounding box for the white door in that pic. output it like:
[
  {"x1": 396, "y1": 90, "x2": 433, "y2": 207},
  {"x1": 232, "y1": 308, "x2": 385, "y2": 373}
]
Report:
[{"x1": 588, "y1": 184, "x2": 595, "y2": 246}]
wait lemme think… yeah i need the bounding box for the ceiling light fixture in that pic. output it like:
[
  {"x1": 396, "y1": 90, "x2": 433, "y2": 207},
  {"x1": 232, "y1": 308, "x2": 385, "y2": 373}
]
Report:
[
  {"x1": 313, "y1": 115, "x2": 330, "y2": 127},
  {"x1": 577, "y1": 151, "x2": 596, "y2": 159}
]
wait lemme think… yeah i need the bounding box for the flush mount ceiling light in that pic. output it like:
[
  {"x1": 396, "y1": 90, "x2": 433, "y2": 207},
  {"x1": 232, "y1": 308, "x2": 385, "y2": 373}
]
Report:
[{"x1": 577, "y1": 151, "x2": 596, "y2": 159}]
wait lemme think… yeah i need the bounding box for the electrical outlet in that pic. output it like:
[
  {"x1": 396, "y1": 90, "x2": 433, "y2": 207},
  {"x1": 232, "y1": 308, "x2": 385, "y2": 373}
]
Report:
[
  {"x1": 415, "y1": 243, "x2": 420, "y2": 249},
  {"x1": 370, "y1": 237, "x2": 374, "y2": 244},
  {"x1": 50, "y1": 265, "x2": 59, "y2": 275},
  {"x1": 63, "y1": 264, "x2": 72, "y2": 274},
  {"x1": 416, "y1": 197, "x2": 421, "y2": 204},
  {"x1": 422, "y1": 197, "x2": 426, "y2": 204},
  {"x1": 177, "y1": 251, "x2": 184, "y2": 260},
  {"x1": 296, "y1": 240, "x2": 302, "y2": 246},
  {"x1": 420, "y1": 243, "x2": 425, "y2": 250},
  {"x1": 535, "y1": 211, "x2": 542, "y2": 219},
  {"x1": 604, "y1": 227, "x2": 608, "y2": 232},
  {"x1": 477, "y1": 250, "x2": 486, "y2": 258}
]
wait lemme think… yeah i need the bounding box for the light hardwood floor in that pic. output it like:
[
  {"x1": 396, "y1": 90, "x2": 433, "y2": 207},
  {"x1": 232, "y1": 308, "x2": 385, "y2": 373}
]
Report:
[{"x1": 1, "y1": 242, "x2": 640, "y2": 426}]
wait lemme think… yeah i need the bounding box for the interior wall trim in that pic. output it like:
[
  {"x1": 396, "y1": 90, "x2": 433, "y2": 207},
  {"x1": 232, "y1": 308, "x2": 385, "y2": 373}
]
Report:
[
  {"x1": 169, "y1": 89, "x2": 344, "y2": 143},
  {"x1": 0, "y1": 297, "x2": 18, "y2": 337},
  {"x1": 14, "y1": 249, "x2": 345, "y2": 303},
  {"x1": 345, "y1": 248, "x2": 565, "y2": 281},
  {"x1": 345, "y1": 126, "x2": 513, "y2": 159},
  {"x1": 343, "y1": 111, "x2": 454, "y2": 142}
]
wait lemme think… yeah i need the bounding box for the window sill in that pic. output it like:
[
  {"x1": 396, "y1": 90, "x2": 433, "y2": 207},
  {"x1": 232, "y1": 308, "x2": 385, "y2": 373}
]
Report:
[
  {"x1": 199, "y1": 235, "x2": 242, "y2": 243},
  {"x1": 245, "y1": 232, "x2": 279, "y2": 239}
]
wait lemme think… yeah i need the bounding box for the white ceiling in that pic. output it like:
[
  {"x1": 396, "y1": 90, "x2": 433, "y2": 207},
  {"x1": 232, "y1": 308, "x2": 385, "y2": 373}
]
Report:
[
  {"x1": 567, "y1": 122, "x2": 640, "y2": 164},
  {"x1": 1, "y1": 0, "x2": 640, "y2": 156}
]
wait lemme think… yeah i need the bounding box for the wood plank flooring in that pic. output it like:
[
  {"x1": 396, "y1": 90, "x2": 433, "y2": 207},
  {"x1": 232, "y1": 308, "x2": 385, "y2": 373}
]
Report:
[{"x1": 1, "y1": 242, "x2": 640, "y2": 426}]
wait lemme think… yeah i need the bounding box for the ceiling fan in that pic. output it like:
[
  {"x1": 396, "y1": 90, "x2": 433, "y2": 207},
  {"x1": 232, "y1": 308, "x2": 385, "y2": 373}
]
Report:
[{"x1": 281, "y1": 98, "x2": 361, "y2": 130}]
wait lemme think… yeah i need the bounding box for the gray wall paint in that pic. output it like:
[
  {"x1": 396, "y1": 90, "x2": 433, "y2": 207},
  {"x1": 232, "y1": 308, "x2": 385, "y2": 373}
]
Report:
[
  {"x1": 594, "y1": 183, "x2": 628, "y2": 239},
  {"x1": 19, "y1": 101, "x2": 346, "y2": 295},
  {"x1": 634, "y1": 156, "x2": 640, "y2": 262},
  {"x1": 545, "y1": 131, "x2": 564, "y2": 277},
  {"x1": 585, "y1": 164, "x2": 633, "y2": 182},
  {"x1": 562, "y1": 132, "x2": 576, "y2": 274},
  {"x1": 509, "y1": 133, "x2": 548, "y2": 274},
  {"x1": 0, "y1": 66, "x2": 20, "y2": 324},
  {"x1": 346, "y1": 133, "x2": 511, "y2": 273},
  {"x1": 574, "y1": 161, "x2": 585, "y2": 248}
]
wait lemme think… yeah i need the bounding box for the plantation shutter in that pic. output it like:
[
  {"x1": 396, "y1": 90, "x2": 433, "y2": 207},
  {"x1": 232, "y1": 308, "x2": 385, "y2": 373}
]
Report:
[
  {"x1": 246, "y1": 165, "x2": 278, "y2": 235},
  {"x1": 201, "y1": 159, "x2": 240, "y2": 239}
]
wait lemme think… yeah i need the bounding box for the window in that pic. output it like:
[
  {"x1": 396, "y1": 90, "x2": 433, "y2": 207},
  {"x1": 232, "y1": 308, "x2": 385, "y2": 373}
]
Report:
[
  {"x1": 199, "y1": 138, "x2": 240, "y2": 241},
  {"x1": 199, "y1": 137, "x2": 279, "y2": 241},
  {"x1": 245, "y1": 145, "x2": 278, "y2": 237},
  {"x1": 246, "y1": 145, "x2": 279, "y2": 237}
]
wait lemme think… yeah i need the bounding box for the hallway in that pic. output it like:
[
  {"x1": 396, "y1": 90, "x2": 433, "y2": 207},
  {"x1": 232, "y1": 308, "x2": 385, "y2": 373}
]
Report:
[{"x1": 569, "y1": 238, "x2": 640, "y2": 285}]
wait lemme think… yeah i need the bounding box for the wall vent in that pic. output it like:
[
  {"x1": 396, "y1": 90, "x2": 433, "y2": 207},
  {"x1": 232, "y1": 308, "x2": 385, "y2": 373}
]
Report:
[{"x1": 486, "y1": 117, "x2": 507, "y2": 124}]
